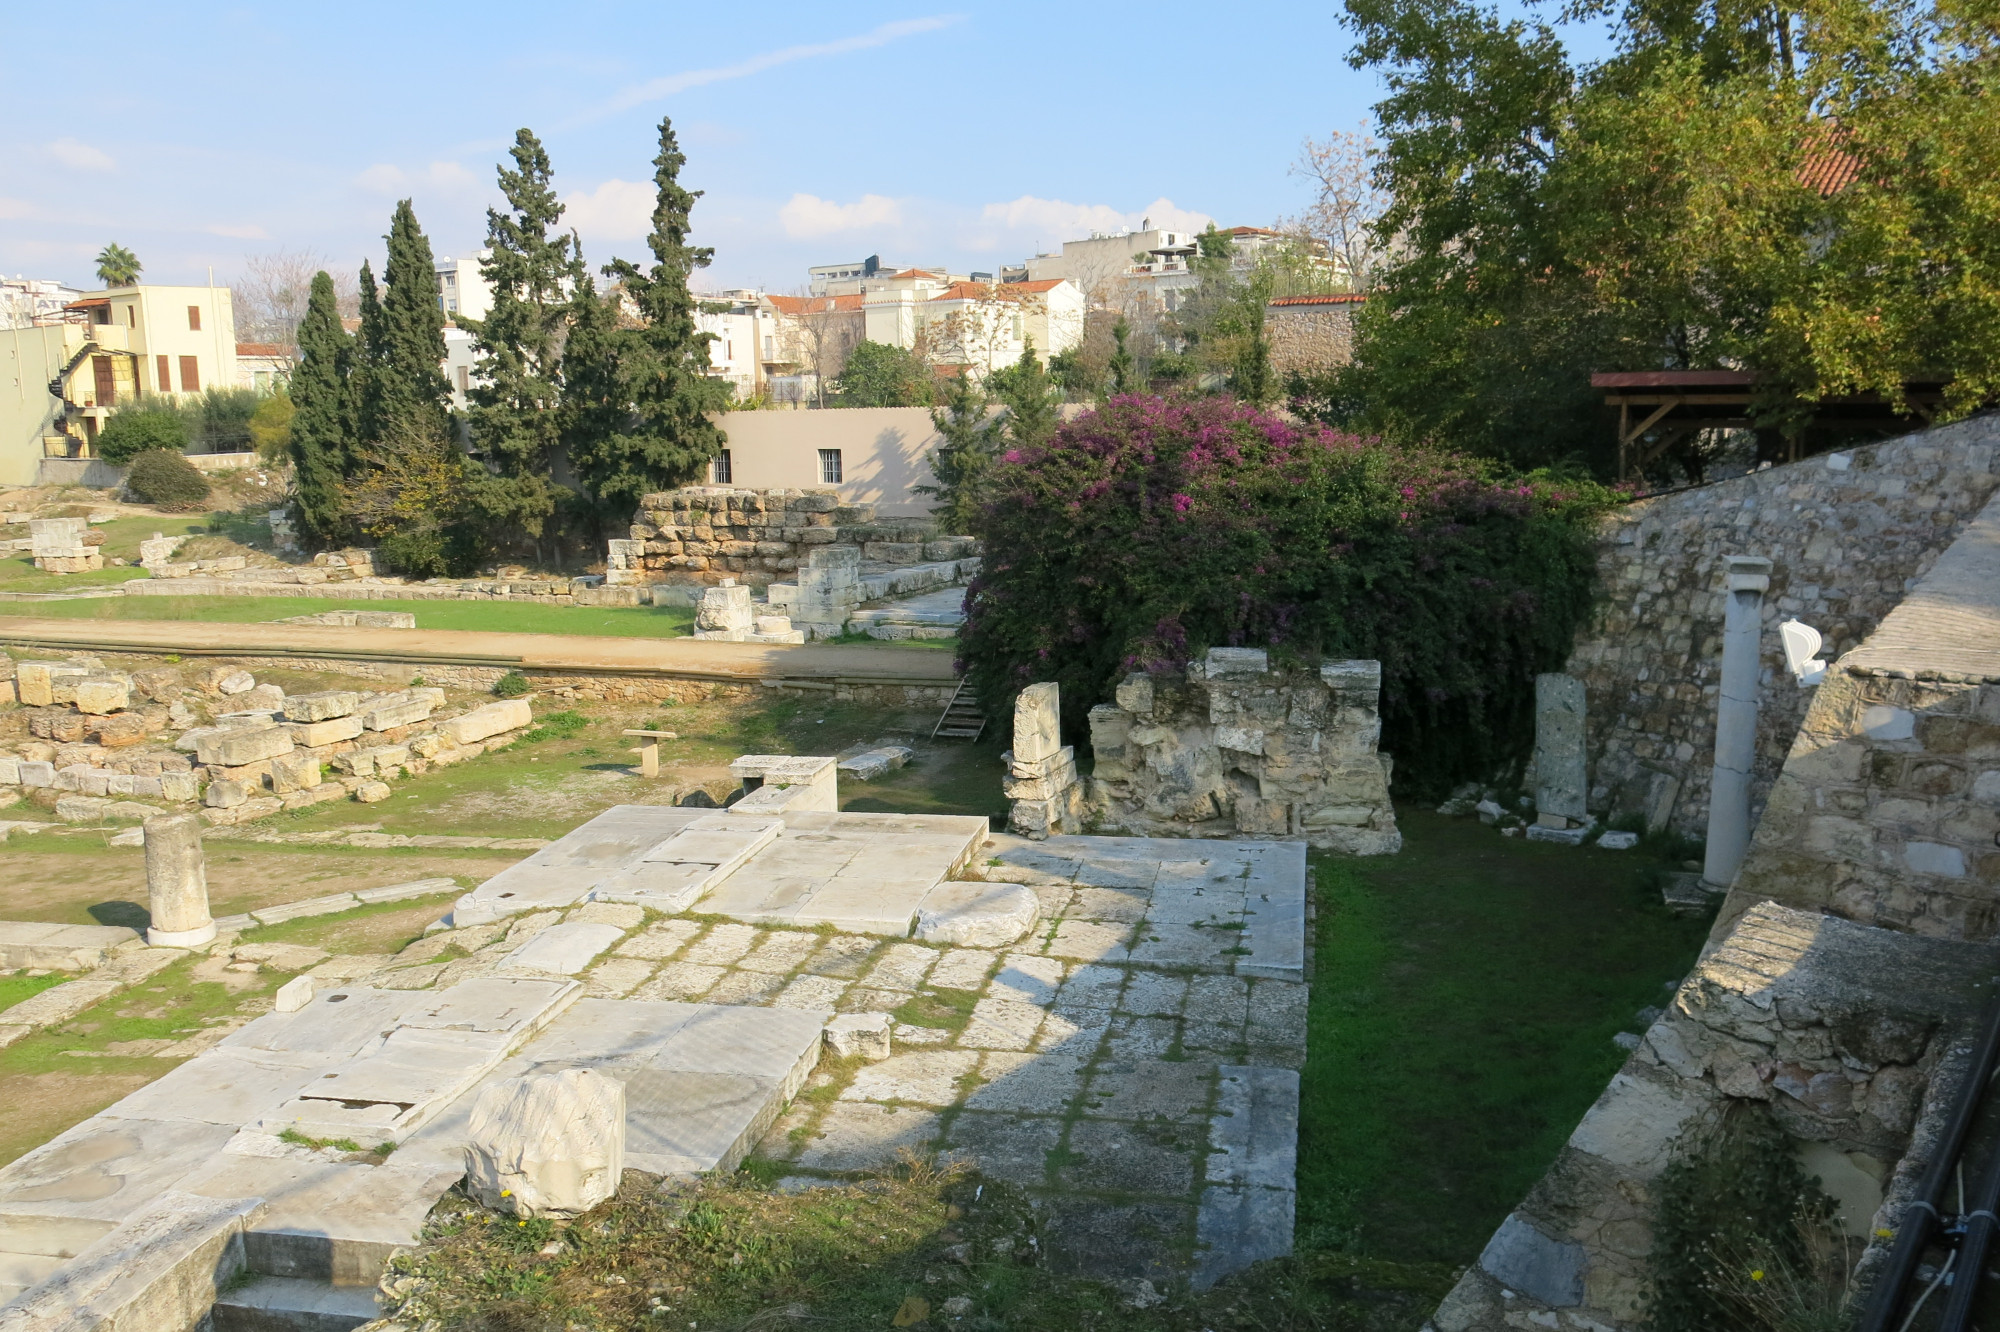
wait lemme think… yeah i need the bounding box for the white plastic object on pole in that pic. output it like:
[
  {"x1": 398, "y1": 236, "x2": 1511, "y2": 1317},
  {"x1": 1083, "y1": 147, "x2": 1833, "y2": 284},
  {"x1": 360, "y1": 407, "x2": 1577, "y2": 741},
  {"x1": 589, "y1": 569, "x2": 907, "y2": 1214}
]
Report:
[
  {"x1": 1702, "y1": 555, "x2": 1772, "y2": 893},
  {"x1": 1779, "y1": 618, "x2": 1827, "y2": 687}
]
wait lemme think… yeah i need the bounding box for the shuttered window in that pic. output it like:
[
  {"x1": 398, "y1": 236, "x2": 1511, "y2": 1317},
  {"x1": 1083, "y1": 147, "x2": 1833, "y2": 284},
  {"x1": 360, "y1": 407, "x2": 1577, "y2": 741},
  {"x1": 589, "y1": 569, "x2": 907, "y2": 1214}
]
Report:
[
  {"x1": 187, "y1": 305, "x2": 201, "y2": 331},
  {"x1": 179, "y1": 356, "x2": 200, "y2": 392},
  {"x1": 157, "y1": 355, "x2": 172, "y2": 392}
]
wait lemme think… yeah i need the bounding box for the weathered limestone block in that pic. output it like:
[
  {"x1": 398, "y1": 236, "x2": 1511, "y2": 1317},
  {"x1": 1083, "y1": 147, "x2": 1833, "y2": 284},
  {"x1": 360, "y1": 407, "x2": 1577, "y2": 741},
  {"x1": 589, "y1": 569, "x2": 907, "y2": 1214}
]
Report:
[
  {"x1": 74, "y1": 676, "x2": 132, "y2": 715},
  {"x1": 144, "y1": 812, "x2": 215, "y2": 946},
  {"x1": 694, "y1": 582, "x2": 755, "y2": 639},
  {"x1": 17, "y1": 661, "x2": 85, "y2": 708},
  {"x1": 1012, "y1": 683, "x2": 1063, "y2": 764},
  {"x1": 284, "y1": 690, "x2": 361, "y2": 722},
  {"x1": 464, "y1": 1068, "x2": 626, "y2": 1217},
  {"x1": 915, "y1": 882, "x2": 1041, "y2": 946},
  {"x1": 838, "y1": 746, "x2": 913, "y2": 781},
  {"x1": 195, "y1": 725, "x2": 294, "y2": 768},
  {"x1": 361, "y1": 696, "x2": 434, "y2": 731},
  {"x1": 1002, "y1": 746, "x2": 1078, "y2": 801},
  {"x1": 824, "y1": 1012, "x2": 893, "y2": 1060},
  {"x1": 269, "y1": 751, "x2": 322, "y2": 794},
  {"x1": 291, "y1": 714, "x2": 365, "y2": 747},
  {"x1": 1533, "y1": 673, "x2": 1589, "y2": 824},
  {"x1": 440, "y1": 699, "x2": 533, "y2": 745},
  {"x1": 206, "y1": 779, "x2": 249, "y2": 808}
]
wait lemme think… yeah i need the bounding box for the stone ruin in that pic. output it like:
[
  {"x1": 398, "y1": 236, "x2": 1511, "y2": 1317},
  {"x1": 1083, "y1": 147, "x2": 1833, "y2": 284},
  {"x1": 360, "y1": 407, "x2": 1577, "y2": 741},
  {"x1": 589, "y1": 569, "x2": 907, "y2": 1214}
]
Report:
[
  {"x1": 29, "y1": 517, "x2": 103, "y2": 573},
  {"x1": 1081, "y1": 648, "x2": 1401, "y2": 854},
  {"x1": 691, "y1": 581, "x2": 806, "y2": 643},
  {"x1": 1004, "y1": 683, "x2": 1086, "y2": 839}
]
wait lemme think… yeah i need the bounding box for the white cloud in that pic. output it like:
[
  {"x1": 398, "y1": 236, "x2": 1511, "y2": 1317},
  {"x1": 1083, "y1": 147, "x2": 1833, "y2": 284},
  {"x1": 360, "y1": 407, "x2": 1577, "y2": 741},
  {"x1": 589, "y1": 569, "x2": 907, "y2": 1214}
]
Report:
[
  {"x1": 561, "y1": 178, "x2": 658, "y2": 242},
  {"x1": 353, "y1": 161, "x2": 479, "y2": 195},
  {"x1": 779, "y1": 193, "x2": 904, "y2": 239},
  {"x1": 0, "y1": 197, "x2": 37, "y2": 221},
  {"x1": 980, "y1": 195, "x2": 1214, "y2": 246},
  {"x1": 206, "y1": 222, "x2": 270, "y2": 240},
  {"x1": 587, "y1": 16, "x2": 962, "y2": 121},
  {"x1": 48, "y1": 137, "x2": 116, "y2": 172}
]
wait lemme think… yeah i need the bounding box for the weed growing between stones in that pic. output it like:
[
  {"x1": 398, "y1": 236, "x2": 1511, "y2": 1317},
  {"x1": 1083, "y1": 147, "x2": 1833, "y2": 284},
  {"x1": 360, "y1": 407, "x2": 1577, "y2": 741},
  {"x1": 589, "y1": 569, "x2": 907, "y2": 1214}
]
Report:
[
  {"x1": 381, "y1": 1160, "x2": 1454, "y2": 1331},
  {"x1": 1647, "y1": 1104, "x2": 1842, "y2": 1332}
]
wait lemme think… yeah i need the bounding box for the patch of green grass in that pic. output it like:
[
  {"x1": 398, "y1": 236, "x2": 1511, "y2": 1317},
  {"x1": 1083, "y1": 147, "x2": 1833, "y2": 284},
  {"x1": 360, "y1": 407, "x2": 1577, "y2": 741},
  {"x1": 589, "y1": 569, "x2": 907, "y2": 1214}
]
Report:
[
  {"x1": 0, "y1": 513, "x2": 218, "y2": 592},
  {"x1": 1297, "y1": 810, "x2": 1709, "y2": 1263},
  {"x1": 0, "y1": 952, "x2": 283, "y2": 1077},
  {"x1": 890, "y1": 988, "x2": 978, "y2": 1031},
  {"x1": 233, "y1": 890, "x2": 464, "y2": 952},
  {"x1": 0, "y1": 972, "x2": 67, "y2": 1016},
  {"x1": 279, "y1": 1127, "x2": 363, "y2": 1152},
  {"x1": 0, "y1": 593, "x2": 695, "y2": 638}
]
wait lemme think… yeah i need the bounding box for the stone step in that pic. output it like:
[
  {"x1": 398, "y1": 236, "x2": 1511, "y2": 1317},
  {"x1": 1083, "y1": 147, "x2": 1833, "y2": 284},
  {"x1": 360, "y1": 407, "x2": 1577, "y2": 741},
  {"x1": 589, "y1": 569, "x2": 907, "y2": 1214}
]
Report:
[{"x1": 211, "y1": 1275, "x2": 380, "y2": 1331}]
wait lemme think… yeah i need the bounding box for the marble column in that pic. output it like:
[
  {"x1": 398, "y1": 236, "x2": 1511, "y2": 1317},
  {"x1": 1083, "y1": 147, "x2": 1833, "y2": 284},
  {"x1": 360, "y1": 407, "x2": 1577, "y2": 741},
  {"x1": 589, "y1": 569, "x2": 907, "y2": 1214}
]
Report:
[
  {"x1": 1702, "y1": 554, "x2": 1772, "y2": 892},
  {"x1": 144, "y1": 812, "x2": 216, "y2": 947}
]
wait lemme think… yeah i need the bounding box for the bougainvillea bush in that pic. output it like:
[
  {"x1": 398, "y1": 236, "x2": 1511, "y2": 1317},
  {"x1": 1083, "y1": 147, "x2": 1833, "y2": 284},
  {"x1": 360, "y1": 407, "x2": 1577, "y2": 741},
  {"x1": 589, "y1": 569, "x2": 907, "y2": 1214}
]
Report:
[{"x1": 956, "y1": 395, "x2": 1618, "y2": 793}]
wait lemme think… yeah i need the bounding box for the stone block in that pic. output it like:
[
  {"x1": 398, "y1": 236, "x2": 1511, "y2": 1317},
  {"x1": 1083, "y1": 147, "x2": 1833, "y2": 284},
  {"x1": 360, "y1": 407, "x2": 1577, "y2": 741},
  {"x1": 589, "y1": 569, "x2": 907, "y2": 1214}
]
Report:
[
  {"x1": 1532, "y1": 673, "x2": 1588, "y2": 822},
  {"x1": 216, "y1": 669, "x2": 257, "y2": 695},
  {"x1": 159, "y1": 771, "x2": 199, "y2": 802},
  {"x1": 284, "y1": 690, "x2": 361, "y2": 722},
  {"x1": 196, "y1": 725, "x2": 294, "y2": 767},
  {"x1": 914, "y1": 883, "x2": 1040, "y2": 946},
  {"x1": 439, "y1": 699, "x2": 533, "y2": 745},
  {"x1": 19, "y1": 760, "x2": 55, "y2": 788},
  {"x1": 16, "y1": 661, "x2": 81, "y2": 708},
  {"x1": 74, "y1": 676, "x2": 131, "y2": 715},
  {"x1": 274, "y1": 975, "x2": 314, "y2": 1012},
  {"x1": 206, "y1": 779, "x2": 249, "y2": 808},
  {"x1": 269, "y1": 751, "x2": 322, "y2": 795},
  {"x1": 824, "y1": 1012, "x2": 893, "y2": 1060},
  {"x1": 356, "y1": 780, "x2": 392, "y2": 803},
  {"x1": 838, "y1": 746, "x2": 913, "y2": 780},
  {"x1": 502, "y1": 922, "x2": 626, "y2": 976},
  {"x1": 464, "y1": 1068, "x2": 625, "y2": 1218},
  {"x1": 1478, "y1": 1213, "x2": 1586, "y2": 1307},
  {"x1": 696, "y1": 582, "x2": 755, "y2": 633},
  {"x1": 1319, "y1": 660, "x2": 1381, "y2": 693},
  {"x1": 291, "y1": 714, "x2": 365, "y2": 747},
  {"x1": 145, "y1": 812, "x2": 215, "y2": 946},
  {"x1": 1013, "y1": 682, "x2": 1063, "y2": 764},
  {"x1": 362, "y1": 697, "x2": 434, "y2": 731},
  {"x1": 56, "y1": 795, "x2": 109, "y2": 822}
]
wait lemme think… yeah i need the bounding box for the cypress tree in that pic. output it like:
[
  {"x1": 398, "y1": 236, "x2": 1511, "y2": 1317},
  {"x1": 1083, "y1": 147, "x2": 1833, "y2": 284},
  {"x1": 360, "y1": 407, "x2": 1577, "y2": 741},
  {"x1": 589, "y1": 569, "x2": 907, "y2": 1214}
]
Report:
[
  {"x1": 466, "y1": 129, "x2": 583, "y2": 547},
  {"x1": 376, "y1": 200, "x2": 452, "y2": 443},
  {"x1": 287, "y1": 271, "x2": 353, "y2": 544},
  {"x1": 353, "y1": 260, "x2": 386, "y2": 446},
  {"x1": 989, "y1": 339, "x2": 1058, "y2": 449},
  {"x1": 570, "y1": 115, "x2": 727, "y2": 516}
]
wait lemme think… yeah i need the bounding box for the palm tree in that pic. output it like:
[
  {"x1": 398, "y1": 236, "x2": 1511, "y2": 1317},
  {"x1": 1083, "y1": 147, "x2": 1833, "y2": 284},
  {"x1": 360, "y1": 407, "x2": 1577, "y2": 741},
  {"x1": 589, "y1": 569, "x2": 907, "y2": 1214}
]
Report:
[{"x1": 95, "y1": 243, "x2": 142, "y2": 287}]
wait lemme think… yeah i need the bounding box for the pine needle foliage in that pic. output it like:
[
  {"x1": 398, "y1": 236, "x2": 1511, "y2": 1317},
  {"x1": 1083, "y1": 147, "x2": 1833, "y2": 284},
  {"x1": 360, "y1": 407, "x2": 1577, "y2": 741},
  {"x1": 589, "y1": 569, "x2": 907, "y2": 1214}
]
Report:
[
  {"x1": 287, "y1": 271, "x2": 354, "y2": 544},
  {"x1": 375, "y1": 201, "x2": 453, "y2": 445},
  {"x1": 914, "y1": 373, "x2": 997, "y2": 534},
  {"x1": 956, "y1": 394, "x2": 1614, "y2": 793},
  {"x1": 568, "y1": 115, "x2": 729, "y2": 518},
  {"x1": 465, "y1": 128, "x2": 585, "y2": 546}
]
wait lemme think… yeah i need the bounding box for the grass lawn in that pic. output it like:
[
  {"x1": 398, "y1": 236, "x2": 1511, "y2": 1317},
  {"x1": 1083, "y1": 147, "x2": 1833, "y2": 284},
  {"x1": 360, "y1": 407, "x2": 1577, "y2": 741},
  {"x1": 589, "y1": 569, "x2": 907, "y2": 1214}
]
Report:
[
  {"x1": 1297, "y1": 811, "x2": 1711, "y2": 1265},
  {"x1": 0, "y1": 510, "x2": 249, "y2": 594},
  {"x1": 0, "y1": 972, "x2": 67, "y2": 1018},
  {"x1": 0, "y1": 593, "x2": 697, "y2": 638}
]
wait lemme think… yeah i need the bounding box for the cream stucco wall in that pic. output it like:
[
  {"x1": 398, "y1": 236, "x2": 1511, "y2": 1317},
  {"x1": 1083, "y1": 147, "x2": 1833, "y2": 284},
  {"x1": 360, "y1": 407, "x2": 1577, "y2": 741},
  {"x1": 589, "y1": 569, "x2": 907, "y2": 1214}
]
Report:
[
  {"x1": 0, "y1": 324, "x2": 77, "y2": 486},
  {"x1": 709, "y1": 407, "x2": 944, "y2": 516}
]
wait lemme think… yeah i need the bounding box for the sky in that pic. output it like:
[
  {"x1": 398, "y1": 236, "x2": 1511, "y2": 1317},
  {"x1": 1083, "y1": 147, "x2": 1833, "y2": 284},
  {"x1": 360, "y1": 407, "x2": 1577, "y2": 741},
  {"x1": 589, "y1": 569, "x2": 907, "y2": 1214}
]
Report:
[{"x1": 0, "y1": 1, "x2": 1612, "y2": 297}]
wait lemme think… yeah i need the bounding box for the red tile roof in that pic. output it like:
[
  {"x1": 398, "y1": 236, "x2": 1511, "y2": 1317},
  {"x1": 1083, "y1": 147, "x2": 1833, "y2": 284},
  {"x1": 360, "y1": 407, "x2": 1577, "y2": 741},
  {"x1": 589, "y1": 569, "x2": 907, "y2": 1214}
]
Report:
[
  {"x1": 767, "y1": 294, "x2": 864, "y2": 315},
  {"x1": 236, "y1": 342, "x2": 287, "y2": 357},
  {"x1": 1267, "y1": 293, "x2": 1366, "y2": 307},
  {"x1": 930, "y1": 280, "x2": 1066, "y2": 302},
  {"x1": 1227, "y1": 226, "x2": 1286, "y2": 238},
  {"x1": 1797, "y1": 128, "x2": 1864, "y2": 197}
]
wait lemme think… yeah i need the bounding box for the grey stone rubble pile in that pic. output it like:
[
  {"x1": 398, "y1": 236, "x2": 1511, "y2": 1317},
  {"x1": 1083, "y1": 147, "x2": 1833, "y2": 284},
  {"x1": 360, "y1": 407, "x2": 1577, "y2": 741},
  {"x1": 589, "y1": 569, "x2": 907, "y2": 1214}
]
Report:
[
  {"x1": 142, "y1": 543, "x2": 369, "y2": 582},
  {"x1": 0, "y1": 653, "x2": 537, "y2": 827},
  {"x1": 1005, "y1": 683, "x2": 1086, "y2": 839},
  {"x1": 1084, "y1": 649, "x2": 1401, "y2": 854},
  {"x1": 275, "y1": 609, "x2": 418, "y2": 628},
  {"x1": 610, "y1": 485, "x2": 977, "y2": 587}
]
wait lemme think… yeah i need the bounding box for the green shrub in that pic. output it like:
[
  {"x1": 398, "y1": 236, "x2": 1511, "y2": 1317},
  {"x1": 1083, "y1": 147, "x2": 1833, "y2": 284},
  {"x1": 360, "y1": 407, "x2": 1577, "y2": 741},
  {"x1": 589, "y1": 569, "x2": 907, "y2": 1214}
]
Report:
[
  {"x1": 191, "y1": 387, "x2": 260, "y2": 454},
  {"x1": 958, "y1": 394, "x2": 1617, "y2": 794},
  {"x1": 521, "y1": 709, "x2": 589, "y2": 742},
  {"x1": 492, "y1": 671, "x2": 529, "y2": 698},
  {"x1": 97, "y1": 408, "x2": 189, "y2": 464},
  {"x1": 124, "y1": 449, "x2": 212, "y2": 512}
]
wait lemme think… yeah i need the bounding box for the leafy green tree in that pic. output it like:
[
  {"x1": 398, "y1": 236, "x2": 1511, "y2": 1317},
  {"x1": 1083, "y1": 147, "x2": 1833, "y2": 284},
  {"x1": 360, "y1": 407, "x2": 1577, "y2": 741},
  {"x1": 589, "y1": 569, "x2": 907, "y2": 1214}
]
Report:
[
  {"x1": 288, "y1": 271, "x2": 357, "y2": 544},
  {"x1": 835, "y1": 340, "x2": 934, "y2": 406},
  {"x1": 375, "y1": 201, "x2": 453, "y2": 444},
  {"x1": 464, "y1": 129, "x2": 587, "y2": 550},
  {"x1": 97, "y1": 408, "x2": 188, "y2": 464},
  {"x1": 94, "y1": 243, "x2": 141, "y2": 287},
  {"x1": 914, "y1": 373, "x2": 996, "y2": 533},
  {"x1": 248, "y1": 391, "x2": 294, "y2": 465},
  {"x1": 567, "y1": 116, "x2": 730, "y2": 518},
  {"x1": 987, "y1": 341, "x2": 1059, "y2": 449}
]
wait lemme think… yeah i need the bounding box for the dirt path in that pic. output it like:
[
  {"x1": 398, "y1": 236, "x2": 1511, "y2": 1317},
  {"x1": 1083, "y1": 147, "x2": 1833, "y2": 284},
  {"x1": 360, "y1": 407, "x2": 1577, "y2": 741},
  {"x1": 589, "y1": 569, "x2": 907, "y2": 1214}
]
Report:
[{"x1": 0, "y1": 616, "x2": 959, "y2": 682}]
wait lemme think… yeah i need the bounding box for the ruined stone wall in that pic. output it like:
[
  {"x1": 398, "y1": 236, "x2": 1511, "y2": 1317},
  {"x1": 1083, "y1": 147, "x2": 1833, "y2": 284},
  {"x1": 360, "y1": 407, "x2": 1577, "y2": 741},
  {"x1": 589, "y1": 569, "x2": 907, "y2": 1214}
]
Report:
[
  {"x1": 1264, "y1": 299, "x2": 1361, "y2": 376},
  {"x1": 1568, "y1": 416, "x2": 2000, "y2": 837},
  {"x1": 1433, "y1": 902, "x2": 1988, "y2": 1332},
  {"x1": 1085, "y1": 648, "x2": 1399, "y2": 853},
  {"x1": 610, "y1": 487, "x2": 973, "y2": 588}
]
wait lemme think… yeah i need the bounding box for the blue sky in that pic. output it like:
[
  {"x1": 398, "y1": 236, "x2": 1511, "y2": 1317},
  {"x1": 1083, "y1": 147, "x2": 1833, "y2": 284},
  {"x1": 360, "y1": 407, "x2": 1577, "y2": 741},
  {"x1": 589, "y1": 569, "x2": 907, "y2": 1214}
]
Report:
[{"x1": 0, "y1": 1, "x2": 1609, "y2": 295}]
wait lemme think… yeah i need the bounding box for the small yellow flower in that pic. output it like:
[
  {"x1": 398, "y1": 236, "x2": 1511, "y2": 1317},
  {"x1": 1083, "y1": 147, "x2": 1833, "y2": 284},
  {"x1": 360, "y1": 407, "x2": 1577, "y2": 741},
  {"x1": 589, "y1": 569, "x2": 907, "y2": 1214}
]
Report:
[
  {"x1": 1875, "y1": 1228, "x2": 1895, "y2": 1239},
  {"x1": 518, "y1": 1220, "x2": 527, "y2": 1227},
  {"x1": 501, "y1": 1189, "x2": 512, "y2": 1197},
  {"x1": 1750, "y1": 1269, "x2": 1765, "y2": 1282}
]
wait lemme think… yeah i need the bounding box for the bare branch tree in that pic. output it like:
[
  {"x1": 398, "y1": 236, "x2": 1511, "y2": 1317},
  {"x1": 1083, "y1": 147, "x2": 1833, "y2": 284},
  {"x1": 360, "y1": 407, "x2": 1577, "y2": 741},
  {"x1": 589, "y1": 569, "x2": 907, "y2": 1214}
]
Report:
[
  {"x1": 234, "y1": 250, "x2": 358, "y2": 356},
  {"x1": 780, "y1": 290, "x2": 860, "y2": 408},
  {"x1": 1287, "y1": 127, "x2": 1393, "y2": 291}
]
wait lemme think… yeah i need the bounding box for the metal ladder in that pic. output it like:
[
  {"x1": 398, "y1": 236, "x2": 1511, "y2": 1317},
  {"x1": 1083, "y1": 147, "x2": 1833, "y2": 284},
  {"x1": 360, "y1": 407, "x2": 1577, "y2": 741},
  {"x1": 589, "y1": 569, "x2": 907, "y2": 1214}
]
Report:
[{"x1": 931, "y1": 678, "x2": 987, "y2": 741}]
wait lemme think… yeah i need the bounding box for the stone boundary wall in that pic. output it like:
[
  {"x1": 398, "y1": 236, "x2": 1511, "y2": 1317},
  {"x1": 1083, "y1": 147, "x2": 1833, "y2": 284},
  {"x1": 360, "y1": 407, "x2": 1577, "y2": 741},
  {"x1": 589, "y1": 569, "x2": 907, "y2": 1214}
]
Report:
[
  {"x1": 612, "y1": 487, "x2": 973, "y2": 588},
  {"x1": 120, "y1": 575, "x2": 657, "y2": 607},
  {"x1": 1568, "y1": 415, "x2": 2000, "y2": 838},
  {"x1": 1265, "y1": 298, "x2": 1361, "y2": 376}
]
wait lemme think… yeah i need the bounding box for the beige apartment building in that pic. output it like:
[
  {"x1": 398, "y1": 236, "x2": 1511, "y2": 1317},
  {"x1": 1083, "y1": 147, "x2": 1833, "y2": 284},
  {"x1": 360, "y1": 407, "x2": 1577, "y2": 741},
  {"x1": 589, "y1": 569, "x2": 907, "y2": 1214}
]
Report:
[{"x1": 0, "y1": 284, "x2": 238, "y2": 486}]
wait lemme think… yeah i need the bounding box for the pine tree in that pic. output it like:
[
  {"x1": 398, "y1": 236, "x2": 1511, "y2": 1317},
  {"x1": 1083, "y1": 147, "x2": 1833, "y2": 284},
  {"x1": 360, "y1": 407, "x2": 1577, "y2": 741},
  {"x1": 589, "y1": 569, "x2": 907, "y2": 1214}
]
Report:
[
  {"x1": 1109, "y1": 317, "x2": 1134, "y2": 395},
  {"x1": 466, "y1": 129, "x2": 583, "y2": 548},
  {"x1": 569, "y1": 115, "x2": 728, "y2": 516},
  {"x1": 288, "y1": 272, "x2": 354, "y2": 544},
  {"x1": 557, "y1": 275, "x2": 628, "y2": 537},
  {"x1": 914, "y1": 372, "x2": 996, "y2": 534},
  {"x1": 988, "y1": 339, "x2": 1059, "y2": 449},
  {"x1": 374, "y1": 201, "x2": 453, "y2": 444}
]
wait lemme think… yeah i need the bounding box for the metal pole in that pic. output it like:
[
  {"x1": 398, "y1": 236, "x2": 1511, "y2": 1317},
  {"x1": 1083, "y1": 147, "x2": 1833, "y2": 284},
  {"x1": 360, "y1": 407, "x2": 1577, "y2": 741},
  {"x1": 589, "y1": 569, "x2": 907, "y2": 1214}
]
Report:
[{"x1": 1702, "y1": 554, "x2": 1771, "y2": 892}]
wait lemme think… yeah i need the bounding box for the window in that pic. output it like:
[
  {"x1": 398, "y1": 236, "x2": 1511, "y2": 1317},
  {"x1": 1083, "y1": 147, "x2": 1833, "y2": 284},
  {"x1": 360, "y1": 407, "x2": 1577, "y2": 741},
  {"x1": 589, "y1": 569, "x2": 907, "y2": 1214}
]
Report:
[
  {"x1": 763, "y1": 335, "x2": 775, "y2": 359},
  {"x1": 127, "y1": 306, "x2": 136, "y2": 328},
  {"x1": 187, "y1": 305, "x2": 201, "y2": 332},
  {"x1": 156, "y1": 355, "x2": 171, "y2": 393},
  {"x1": 178, "y1": 355, "x2": 200, "y2": 392},
  {"x1": 713, "y1": 450, "x2": 733, "y2": 484},
  {"x1": 456, "y1": 366, "x2": 470, "y2": 393},
  {"x1": 818, "y1": 449, "x2": 843, "y2": 484},
  {"x1": 724, "y1": 339, "x2": 733, "y2": 361}
]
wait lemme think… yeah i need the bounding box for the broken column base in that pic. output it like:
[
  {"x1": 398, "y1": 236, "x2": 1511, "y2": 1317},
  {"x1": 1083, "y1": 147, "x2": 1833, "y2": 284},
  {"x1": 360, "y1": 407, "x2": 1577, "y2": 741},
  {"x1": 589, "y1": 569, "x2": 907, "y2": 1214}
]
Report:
[{"x1": 146, "y1": 921, "x2": 218, "y2": 948}]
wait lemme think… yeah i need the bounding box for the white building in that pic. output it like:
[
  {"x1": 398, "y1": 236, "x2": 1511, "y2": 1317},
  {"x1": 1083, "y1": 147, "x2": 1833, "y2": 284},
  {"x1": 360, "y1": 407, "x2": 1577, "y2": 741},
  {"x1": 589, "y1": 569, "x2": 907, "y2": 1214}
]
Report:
[
  {"x1": 434, "y1": 254, "x2": 494, "y2": 322},
  {"x1": 694, "y1": 290, "x2": 783, "y2": 401},
  {"x1": 1, "y1": 277, "x2": 86, "y2": 330},
  {"x1": 1005, "y1": 223, "x2": 1340, "y2": 312}
]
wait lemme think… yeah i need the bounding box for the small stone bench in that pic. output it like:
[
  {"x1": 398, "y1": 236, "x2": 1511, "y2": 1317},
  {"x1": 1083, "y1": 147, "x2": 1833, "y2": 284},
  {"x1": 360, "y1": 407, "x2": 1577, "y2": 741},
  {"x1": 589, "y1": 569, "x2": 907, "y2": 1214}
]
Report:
[{"x1": 622, "y1": 729, "x2": 678, "y2": 778}]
